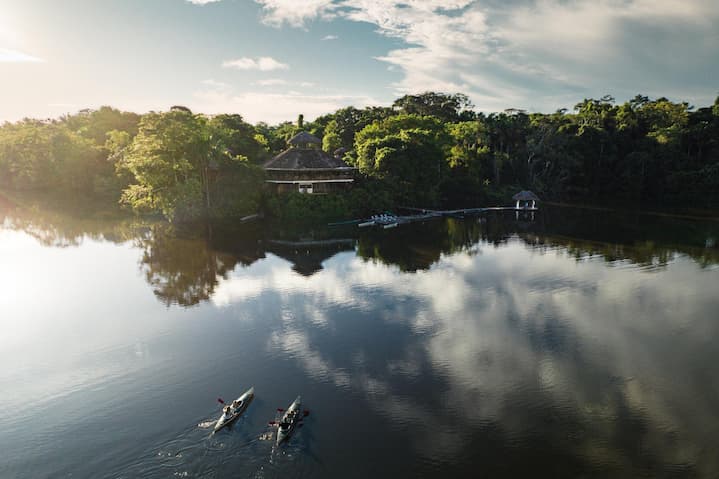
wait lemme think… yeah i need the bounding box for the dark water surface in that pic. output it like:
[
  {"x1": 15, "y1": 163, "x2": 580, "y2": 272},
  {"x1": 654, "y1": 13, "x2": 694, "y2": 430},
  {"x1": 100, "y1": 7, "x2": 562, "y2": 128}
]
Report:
[{"x1": 1, "y1": 199, "x2": 718, "y2": 478}]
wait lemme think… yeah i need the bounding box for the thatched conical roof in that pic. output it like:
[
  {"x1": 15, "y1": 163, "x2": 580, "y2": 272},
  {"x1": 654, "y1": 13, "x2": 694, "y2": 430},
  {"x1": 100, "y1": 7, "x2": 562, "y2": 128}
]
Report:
[
  {"x1": 267, "y1": 240, "x2": 354, "y2": 276},
  {"x1": 264, "y1": 148, "x2": 353, "y2": 169},
  {"x1": 512, "y1": 190, "x2": 540, "y2": 201},
  {"x1": 289, "y1": 131, "x2": 321, "y2": 145}
]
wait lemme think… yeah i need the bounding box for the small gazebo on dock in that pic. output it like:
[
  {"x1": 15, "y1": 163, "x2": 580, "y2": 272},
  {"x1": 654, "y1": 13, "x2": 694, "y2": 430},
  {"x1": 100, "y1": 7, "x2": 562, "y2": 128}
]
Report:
[{"x1": 513, "y1": 190, "x2": 540, "y2": 209}]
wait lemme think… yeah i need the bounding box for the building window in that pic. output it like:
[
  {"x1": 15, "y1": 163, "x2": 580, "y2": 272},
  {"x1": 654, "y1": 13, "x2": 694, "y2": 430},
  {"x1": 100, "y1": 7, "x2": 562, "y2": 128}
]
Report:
[{"x1": 298, "y1": 183, "x2": 313, "y2": 194}]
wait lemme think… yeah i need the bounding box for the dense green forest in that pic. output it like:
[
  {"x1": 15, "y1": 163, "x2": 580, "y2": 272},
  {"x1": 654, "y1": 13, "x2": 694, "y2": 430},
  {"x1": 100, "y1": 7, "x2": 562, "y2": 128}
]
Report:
[{"x1": 1, "y1": 92, "x2": 718, "y2": 222}]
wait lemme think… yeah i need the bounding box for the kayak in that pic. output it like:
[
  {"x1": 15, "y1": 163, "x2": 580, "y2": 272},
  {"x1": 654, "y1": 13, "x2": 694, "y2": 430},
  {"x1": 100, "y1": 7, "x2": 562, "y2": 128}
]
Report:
[
  {"x1": 213, "y1": 386, "x2": 255, "y2": 433},
  {"x1": 276, "y1": 396, "x2": 301, "y2": 444}
]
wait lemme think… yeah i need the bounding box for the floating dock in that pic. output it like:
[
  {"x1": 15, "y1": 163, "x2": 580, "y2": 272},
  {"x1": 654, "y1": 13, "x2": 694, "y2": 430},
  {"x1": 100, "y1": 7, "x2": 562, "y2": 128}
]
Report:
[
  {"x1": 336, "y1": 205, "x2": 539, "y2": 229},
  {"x1": 398, "y1": 206, "x2": 538, "y2": 215}
]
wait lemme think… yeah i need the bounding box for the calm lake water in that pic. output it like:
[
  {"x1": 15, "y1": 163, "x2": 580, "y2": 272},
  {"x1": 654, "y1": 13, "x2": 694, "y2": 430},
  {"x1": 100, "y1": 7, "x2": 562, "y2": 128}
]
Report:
[{"x1": 1, "y1": 197, "x2": 718, "y2": 478}]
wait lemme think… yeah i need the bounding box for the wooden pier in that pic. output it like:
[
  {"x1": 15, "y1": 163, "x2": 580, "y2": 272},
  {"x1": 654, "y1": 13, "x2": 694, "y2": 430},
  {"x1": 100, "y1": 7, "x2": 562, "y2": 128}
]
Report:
[
  {"x1": 335, "y1": 204, "x2": 538, "y2": 229},
  {"x1": 330, "y1": 191, "x2": 541, "y2": 230},
  {"x1": 398, "y1": 206, "x2": 538, "y2": 215}
]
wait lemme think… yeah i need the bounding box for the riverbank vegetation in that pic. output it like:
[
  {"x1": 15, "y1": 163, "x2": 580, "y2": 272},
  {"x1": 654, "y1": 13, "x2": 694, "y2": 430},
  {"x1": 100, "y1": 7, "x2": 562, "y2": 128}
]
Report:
[{"x1": 1, "y1": 93, "x2": 718, "y2": 222}]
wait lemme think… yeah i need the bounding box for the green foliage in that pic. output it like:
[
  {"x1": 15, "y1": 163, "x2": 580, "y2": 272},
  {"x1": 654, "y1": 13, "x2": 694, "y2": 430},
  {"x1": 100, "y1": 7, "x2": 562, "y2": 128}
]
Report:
[
  {"x1": 355, "y1": 114, "x2": 448, "y2": 144},
  {"x1": 118, "y1": 110, "x2": 206, "y2": 220},
  {"x1": 447, "y1": 121, "x2": 490, "y2": 185},
  {"x1": 322, "y1": 130, "x2": 342, "y2": 153},
  {"x1": 265, "y1": 192, "x2": 351, "y2": 224},
  {"x1": 256, "y1": 121, "x2": 298, "y2": 154},
  {"x1": 265, "y1": 180, "x2": 393, "y2": 224},
  {"x1": 253, "y1": 133, "x2": 269, "y2": 153},
  {"x1": 210, "y1": 160, "x2": 265, "y2": 218},
  {"x1": 355, "y1": 114, "x2": 451, "y2": 206},
  {"x1": 306, "y1": 113, "x2": 334, "y2": 139},
  {"x1": 63, "y1": 106, "x2": 140, "y2": 145},
  {"x1": 393, "y1": 92, "x2": 475, "y2": 122},
  {"x1": 118, "y1": 110, "x2": 264, "y2": 222},
  {"x1": 0, "y1": 120, "x2": 106, "y2": 195},
  {"x1": 208, "y1": 114, "x2": 268, "y2": 164},
  {"x1": 318, "y1": 106, "x2": 395, "y2": 152},
  {"x1": 2, "y1": 90, "x2": 719, "y2": 222}
]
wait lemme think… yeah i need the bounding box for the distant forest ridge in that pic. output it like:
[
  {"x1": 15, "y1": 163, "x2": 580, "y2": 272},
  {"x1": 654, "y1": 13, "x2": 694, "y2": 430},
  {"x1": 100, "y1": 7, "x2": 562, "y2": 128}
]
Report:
[{"x1": 1, "y1": 92, "x2": 718, "y2": 222}]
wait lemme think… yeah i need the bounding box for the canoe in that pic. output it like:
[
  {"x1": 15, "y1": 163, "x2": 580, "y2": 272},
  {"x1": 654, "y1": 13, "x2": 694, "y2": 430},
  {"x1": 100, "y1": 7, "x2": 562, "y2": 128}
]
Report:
[
  {"x1": 213, "y1": 386, "x2": 255, "y2": 433},
  {"x1": 276, "y1": 396, "x2": 301, "y2": 444}
]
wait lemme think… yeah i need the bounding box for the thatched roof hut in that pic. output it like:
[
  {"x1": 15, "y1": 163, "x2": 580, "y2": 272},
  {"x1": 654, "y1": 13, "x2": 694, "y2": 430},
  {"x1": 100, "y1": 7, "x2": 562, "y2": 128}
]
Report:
[
  {"x1": 512, "y1": 190, "x2": 540, "y2": 202},
  {"x1": 333, "y1": 147, "x2": 347, "y2": 159},
  {"x1": 263, "y1": 149, "x2": 350, "y2": 169},
  {"x1": 263, "y1": 131, "x2": 355, "y2": 194},
  {"x1": 288, "y1": 131, "x2": 321, "y2": 146},
  {"x1": 267, "y1": 239, "x2": 355, "y2": 276},
  {"x1": 512, "y1": 190, "x2": 539, "y2": 209}
]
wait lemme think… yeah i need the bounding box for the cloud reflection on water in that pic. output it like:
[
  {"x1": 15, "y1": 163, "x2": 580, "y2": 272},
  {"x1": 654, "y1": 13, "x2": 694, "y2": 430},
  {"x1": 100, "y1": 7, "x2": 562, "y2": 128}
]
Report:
[
  {"x1": 214, "y1": 237, "x2": 719, "y2": 476},
  {"x1": 3, "y1": 198, "x2": 719, "y2": 476}
]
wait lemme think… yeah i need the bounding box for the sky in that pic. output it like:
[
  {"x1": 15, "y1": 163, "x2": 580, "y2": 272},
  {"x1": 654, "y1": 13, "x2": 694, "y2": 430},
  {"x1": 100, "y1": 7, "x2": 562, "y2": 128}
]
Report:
[{"x1": 1, "y1": 0, "x2": 717, "y2": 124}]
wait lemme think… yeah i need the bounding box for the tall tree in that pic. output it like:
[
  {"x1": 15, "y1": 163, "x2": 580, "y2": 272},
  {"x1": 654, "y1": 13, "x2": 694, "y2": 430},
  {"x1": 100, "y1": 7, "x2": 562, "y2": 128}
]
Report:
[
  {"x1": 119, "y1": 110, "x2": 211, "y2": 221},
  {"x1": 393, "y1": 92, "x2": 475, "y2": 122},
  {"x1": 355, "y1": 114, "x2": 451, "y2": 205}
]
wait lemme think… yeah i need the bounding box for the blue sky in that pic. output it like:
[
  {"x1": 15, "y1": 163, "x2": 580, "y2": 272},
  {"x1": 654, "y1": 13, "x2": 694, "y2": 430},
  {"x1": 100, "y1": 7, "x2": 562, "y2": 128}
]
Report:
[{"x1": 1, "y1": 0, "x2": 717, "y2": 124}]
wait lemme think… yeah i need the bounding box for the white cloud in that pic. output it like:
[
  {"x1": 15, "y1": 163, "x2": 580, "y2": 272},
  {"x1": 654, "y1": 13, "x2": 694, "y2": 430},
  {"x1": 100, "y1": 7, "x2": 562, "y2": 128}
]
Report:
[
  {"x1": 192, "y1": 87, "x2": 380, "y2": 124},
  {"x1": 200, "y1": 79, "x2": 230, "y2": 90},
  {"x1": 0, "y1": 48, "x2": 43, "y2": 63},
  {"x1": 252, "y1": 78, "x2": 317, "y2": 88},
  {"x1": 204, "y1": 235, "x2": 719, "y2": 472},
  {"x1": 254, "y1": 0, "x2": 338, "y2": 27},
  {"x1": 255, "y1": 78, "x2": 288, "y2": 86},
  {"x1": 270, "y1": 327, "x2": 351, "y2": 388},
  {"x1": 186, "y1": 0, "x2": 221, "y2": 4},
  {"x1": 322, "y1": 34, "x2": 338, "y2": 40},
  {"x1": 251, "y1": 0, "x2": 719, "y2": 110},
  {"x1": 47, "y1": 103, "x2": 79, "y2": 109},
  {"x1": 222, "y1": 56, "x2": 289, "y2": 71}
]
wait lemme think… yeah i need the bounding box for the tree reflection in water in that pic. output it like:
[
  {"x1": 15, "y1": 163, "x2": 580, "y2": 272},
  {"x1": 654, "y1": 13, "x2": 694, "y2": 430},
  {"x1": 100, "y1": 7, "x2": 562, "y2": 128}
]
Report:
[
  {"x1": 3, "y1": 194, "x2": 719, "y2": 477},
  {"x1": 2, "y1": 195, "x2": 718, "y2": 308},
  {"x1": 135, "y1": 222, "x2": 264, "y2": 306},
  {"x1": 355, "y1": 207, "x2": 719, "y2": 273}
]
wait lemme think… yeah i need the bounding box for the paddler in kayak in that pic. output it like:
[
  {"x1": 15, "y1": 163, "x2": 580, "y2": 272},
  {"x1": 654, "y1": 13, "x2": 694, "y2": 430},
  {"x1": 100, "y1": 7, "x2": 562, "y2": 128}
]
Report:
[
  {"x1": 221, "y1": 405, "x2": 232, "y2": 419},
  {"x1": 213, "y1": 386, "x2": 255, "y2": 433}
]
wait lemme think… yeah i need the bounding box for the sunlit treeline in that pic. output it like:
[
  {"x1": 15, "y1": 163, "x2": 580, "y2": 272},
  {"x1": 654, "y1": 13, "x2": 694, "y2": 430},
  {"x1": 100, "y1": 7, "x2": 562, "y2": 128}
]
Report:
[{"x1": 1, "y1": 93, "x2": 718, "y2": 222}]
